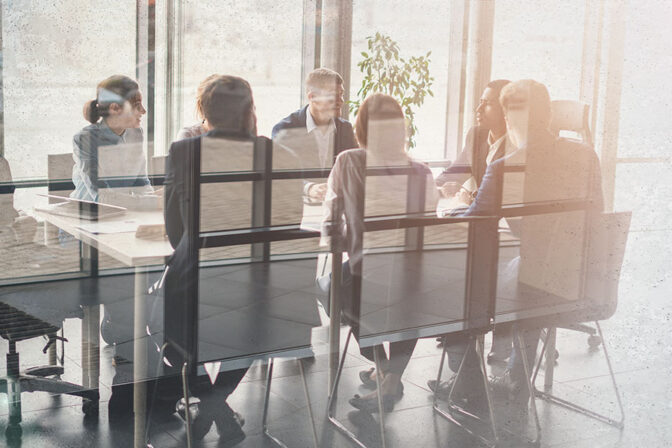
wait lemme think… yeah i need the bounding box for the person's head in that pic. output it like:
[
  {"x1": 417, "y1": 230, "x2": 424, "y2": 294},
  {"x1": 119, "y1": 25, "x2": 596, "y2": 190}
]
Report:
[
  {"x1": 354, "y1": 93, "x2": 405, "y2": 153},
  {"x1": 499, "y1": 79, "x2": 552, "y2": 148},
  {"x1": 200, "y1": 75, "x2": 256, "y2": 136},
  {"x1": 195, "y1": 74, "x2": 220, "y2": 123},
  {"x1": 305, "y1": 68, "x2": 345, "y2": 124},
  {"x1": 83, "y1": 75, "x2": 145, "y2": 129},
  {"x1": 475, "y1": 79, "x2": 510, "y2": 136}
]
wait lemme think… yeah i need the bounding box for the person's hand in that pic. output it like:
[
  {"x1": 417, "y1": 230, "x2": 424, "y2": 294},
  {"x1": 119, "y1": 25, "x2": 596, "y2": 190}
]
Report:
[
  {"x1": 455, "y1": 188, "x2": 473, "y2": 205},
  {"x1": 439, "y1": 182, "x2": 461, "y2": 198},
  {"x1": 308, "y1": 183, "x2": 328, "y2": 201}
]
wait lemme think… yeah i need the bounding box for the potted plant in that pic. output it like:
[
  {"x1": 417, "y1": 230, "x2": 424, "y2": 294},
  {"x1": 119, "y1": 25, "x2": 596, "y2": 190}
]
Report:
[{"x1": 350, "y1": 32, "x2": 434, "y2": 149}]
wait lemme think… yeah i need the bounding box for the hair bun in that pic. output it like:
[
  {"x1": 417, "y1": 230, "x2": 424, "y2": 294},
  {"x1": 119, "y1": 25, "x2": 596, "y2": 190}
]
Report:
[{"x1": 83, "y1": 98, "x2": 101, "y2": 124}]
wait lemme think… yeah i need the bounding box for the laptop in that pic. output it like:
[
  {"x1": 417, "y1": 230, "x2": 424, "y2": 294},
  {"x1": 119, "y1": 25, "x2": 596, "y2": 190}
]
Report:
[{"x1": 35, "y1": 194, "x2": 126, "y2": 221}]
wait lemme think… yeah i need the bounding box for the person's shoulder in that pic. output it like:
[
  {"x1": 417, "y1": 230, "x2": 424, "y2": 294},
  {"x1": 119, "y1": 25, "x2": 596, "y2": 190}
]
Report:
[
  {"x1": 334, "y1": 148, "x2": 365, "y2": 166},
  {"x1": 488, "y1": 147, "x2": 525, "y2": 171},
  {"x1": 74, "y1": 122, "x2": 101, "y2": 138},
  {"x1": 272, "y1": 107, "x2": 307, "y2": 137},
  {"x1": 553, "y1": 137, "x2": 597, "y2": 164},
  {"x1": 176, "y1": 123, "x2": 205, "y2": 141},
  {"x1": 337, "y1": 147, "x2": 365, "y2": 160},
  {"x1": 169, "y1": 134, "x2": 201, "y2": 155},
  {"x1": 335, "y1": 116, "x2": 354, "y2": 129}
]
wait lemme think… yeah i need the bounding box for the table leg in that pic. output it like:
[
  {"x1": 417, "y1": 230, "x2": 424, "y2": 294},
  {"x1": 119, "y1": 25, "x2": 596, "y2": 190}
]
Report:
[
  {"x1": 328, "y1": 251, "x2": 342, "y2": 392},
  {"x1": 81, "y1": 305, "x2": 100, "y2": 390},
  {"x1": 544, "y1": 327, "x2": 556, "y2": 388},
  {"x1": 134, "y1": 266, "x2": 147, "y2": 448}
]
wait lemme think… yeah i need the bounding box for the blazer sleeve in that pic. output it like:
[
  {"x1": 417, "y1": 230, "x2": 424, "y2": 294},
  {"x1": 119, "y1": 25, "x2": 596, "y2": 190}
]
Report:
[
  {"x1": 341, "y1": 121, "x2": 357, "y2": 151},
  {"x1": 164, "y1": 142, "x2": 184, "y2": 249},
  {"x1": 460, "y1": 157, "x2": 504, "y2": 217}
]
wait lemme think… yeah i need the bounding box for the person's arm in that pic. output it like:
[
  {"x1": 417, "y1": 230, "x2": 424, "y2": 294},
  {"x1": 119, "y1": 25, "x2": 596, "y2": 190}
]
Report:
[
  {"x1": 435, "y1": 127, "x2": 478, "y2": 188},
  {"x1": 458, "y1": 157, "x2": 503, "y2": 217},
  {"x1": 163, "y1": 143, "x2": 184, "y2": 248},
  {"x1": 72, "y1": 131, "x2": 100, "y2": 201}
]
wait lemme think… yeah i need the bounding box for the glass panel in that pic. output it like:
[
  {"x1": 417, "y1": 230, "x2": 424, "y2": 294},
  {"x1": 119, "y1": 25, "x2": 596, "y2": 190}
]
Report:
[
  {"x1": 617, "y1": 0, "x2": 672, "y2": 158},
  {"x1": 350, "y1": 0, "x2": 452, "y2": 160},
  {"x1": 179, "y1": 0, "x2": 303, "y2": 141},
  {"x1": 1, "y1": 1, "x2": 139, "y2": 279},
  {"x1": 490, "y1": 0, "x2": 585, "y2": 99}
]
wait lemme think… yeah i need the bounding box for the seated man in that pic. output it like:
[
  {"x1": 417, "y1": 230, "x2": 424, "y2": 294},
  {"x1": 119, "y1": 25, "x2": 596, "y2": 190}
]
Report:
[
  {"x1": 272, "y1": 67, "x2": 356, "y2": 204},
  {"x1": 436, "y1": 79, "x2": 511, "y2": 205},
  {"x1": 433, "y1": 80, "x2": 603, "y2": 406},
  {"x1": 435, "y1": 79, "x2": 513, "y2": 362}
]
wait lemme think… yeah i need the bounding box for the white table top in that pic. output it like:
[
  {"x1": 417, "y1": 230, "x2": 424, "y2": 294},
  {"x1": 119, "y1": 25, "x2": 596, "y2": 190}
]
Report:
[{"x1": 35, "y1": 209, "x2": 174, "y2": 267}]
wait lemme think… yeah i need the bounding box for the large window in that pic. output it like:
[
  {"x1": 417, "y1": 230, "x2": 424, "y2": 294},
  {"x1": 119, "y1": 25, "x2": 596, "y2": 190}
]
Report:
[
  {"x1": 2, "y1": 0, "x2": 137, "y2": 209},
  {"x1": 490, "y1": 0, "x2": 586, "y2": 100},
  {"x1": 350, "y1": 0, "x2": 451, "y2": 161},
  {"x1": 178, "y1": 0, "x2": 304, "y2": 142}
]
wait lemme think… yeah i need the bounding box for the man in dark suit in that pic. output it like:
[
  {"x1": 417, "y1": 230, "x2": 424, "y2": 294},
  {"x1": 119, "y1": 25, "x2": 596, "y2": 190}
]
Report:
[
  {"x1": 272, "y1": 68, "x2": 356, "y2": 204},
  {"x1": 435, "y1": 79, "x2": 511, "y2": 204}
]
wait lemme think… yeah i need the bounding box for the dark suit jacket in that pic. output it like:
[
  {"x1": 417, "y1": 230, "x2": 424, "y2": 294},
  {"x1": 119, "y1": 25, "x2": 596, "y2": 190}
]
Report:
[
  {"x1": 435, "y1": 126, "x2": 505, "y2": 188},
  {"x1": 463, "y1": 132, "x2": 604, "y2": 216},
  {"x1": 163, "y1": 130, "x2": 256, "y2": 364},
  {"x1": 271, "y1": 105, "x2": 357, "y2": 160}
]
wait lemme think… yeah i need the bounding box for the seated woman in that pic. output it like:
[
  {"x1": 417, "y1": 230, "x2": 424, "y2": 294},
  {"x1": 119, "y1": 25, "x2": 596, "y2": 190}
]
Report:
[
  {"x1": 162, "y1": 75, "x2": 257, "y2": 443},
  {"x1": 72, "y1": 74, "x2": 152, "y2": 203},
  {"x1": 322, "y1": 93, "x2": 439, "y2": 412}
]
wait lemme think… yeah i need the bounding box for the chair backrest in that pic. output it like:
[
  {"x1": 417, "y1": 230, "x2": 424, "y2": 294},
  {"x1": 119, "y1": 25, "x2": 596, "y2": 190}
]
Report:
[
  {"x1": 550, "y1": 100, "x2": 593, "y2": 146},
  {"x1": 47, "y1": 153, "x2": 75, "y2": 200},
  {"x1": 150, "y1": 155, "x2": 167, "y2": 176},
  {"x1": 584, "y1": 211, "x2": 631, "y2": 320},
  {"x1": 44, "y1": 154, "x2": 75, "y2": 245}
]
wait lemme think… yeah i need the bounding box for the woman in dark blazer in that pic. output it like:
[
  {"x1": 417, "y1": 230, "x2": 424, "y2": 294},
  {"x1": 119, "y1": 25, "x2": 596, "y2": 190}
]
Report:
[{"x1": 163, "y1": 75, "x2": 256, "y2": 442}]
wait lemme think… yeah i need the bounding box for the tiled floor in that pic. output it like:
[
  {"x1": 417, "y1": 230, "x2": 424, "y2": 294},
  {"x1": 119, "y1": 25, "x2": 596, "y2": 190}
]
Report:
[{"x1": 1, "y1": 228, "x2": 671, "y2": 447}]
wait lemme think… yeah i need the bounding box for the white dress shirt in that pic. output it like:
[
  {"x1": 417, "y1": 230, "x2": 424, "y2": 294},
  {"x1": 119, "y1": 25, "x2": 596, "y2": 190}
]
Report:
[{"x1": 306, "y1": 110, "x2": 336, "y2": 169}]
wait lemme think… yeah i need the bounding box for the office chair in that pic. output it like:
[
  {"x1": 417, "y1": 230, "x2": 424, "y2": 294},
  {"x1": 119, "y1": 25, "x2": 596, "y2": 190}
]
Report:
[
  {"x1": 550, "y1": 99, "x2": 593, "y2": 146},
  {"x1": 0, "y1": 301, "x2": 99, "y2": 441},
  {"x1": 547, "y1": 100, "x2": 604, "y2": 348},
  {"x1": 532, "y1": 211, "x2": 630, "y2": 428}
]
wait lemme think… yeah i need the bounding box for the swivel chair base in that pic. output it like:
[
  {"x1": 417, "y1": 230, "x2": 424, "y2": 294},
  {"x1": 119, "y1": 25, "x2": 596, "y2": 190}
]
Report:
[{"x1": 533, "y1": 322, "x2": 624, "y2": 429}]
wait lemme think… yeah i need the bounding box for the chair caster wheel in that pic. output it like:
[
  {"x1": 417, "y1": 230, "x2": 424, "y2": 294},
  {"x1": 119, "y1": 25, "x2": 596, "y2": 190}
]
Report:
[
  {"x1": 5, "y1": 424, "x2": 22, "y2": 442},
  {"x1": 588, "y1": 335, "x2": 601, "y2": 347},
  {"x1": 83, "y1": 399, "x2": 99, "y2": 416}
]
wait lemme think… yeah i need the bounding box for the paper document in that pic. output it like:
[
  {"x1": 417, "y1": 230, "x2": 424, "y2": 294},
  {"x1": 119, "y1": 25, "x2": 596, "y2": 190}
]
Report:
[
  {"x1": 300, "y1": 203, "x2": 323, "y2": 232},
  {"x1": 76, "y1": 219, "x2": 144, "y2": 234}
]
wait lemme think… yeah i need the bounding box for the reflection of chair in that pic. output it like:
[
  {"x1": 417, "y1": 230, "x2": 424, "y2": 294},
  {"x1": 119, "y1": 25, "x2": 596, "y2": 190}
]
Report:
[
  {"x1": 532, "y1": 211, "x2": 630, "y2": 428},
  {"x1": 550, "y1": 100, "x2": 593, "y2": 146},
  {"x1": 0, "y1": 301, "x2": 98, "y2": 441},
  {"x1": 548, "y1": 100, "x2": 605, "y2": 346},
  {"x1": 45, "y1": 154, "x2": 75, "y2": 246}
]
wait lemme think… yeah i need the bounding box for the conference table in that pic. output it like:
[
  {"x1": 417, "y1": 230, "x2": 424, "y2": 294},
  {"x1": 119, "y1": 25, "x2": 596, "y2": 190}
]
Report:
[
  {"x1": 34, "y1": 208, "x2": 172, "y2": 447},
  {"x1": 34, "y1": 208, "x2": 326, "y2": 448},
  {"x1": 34, "y1": 205, "x2": 584, "y2": 448}
]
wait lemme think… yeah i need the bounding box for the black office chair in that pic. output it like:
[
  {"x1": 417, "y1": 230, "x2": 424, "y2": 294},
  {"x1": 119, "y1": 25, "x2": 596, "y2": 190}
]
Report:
[
  {"x1": 0, "y1": 301, "x2": 99, "y2": 441},
  {"x1": 531, "y1": 211, "x2": 629, "y2": 429}
]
